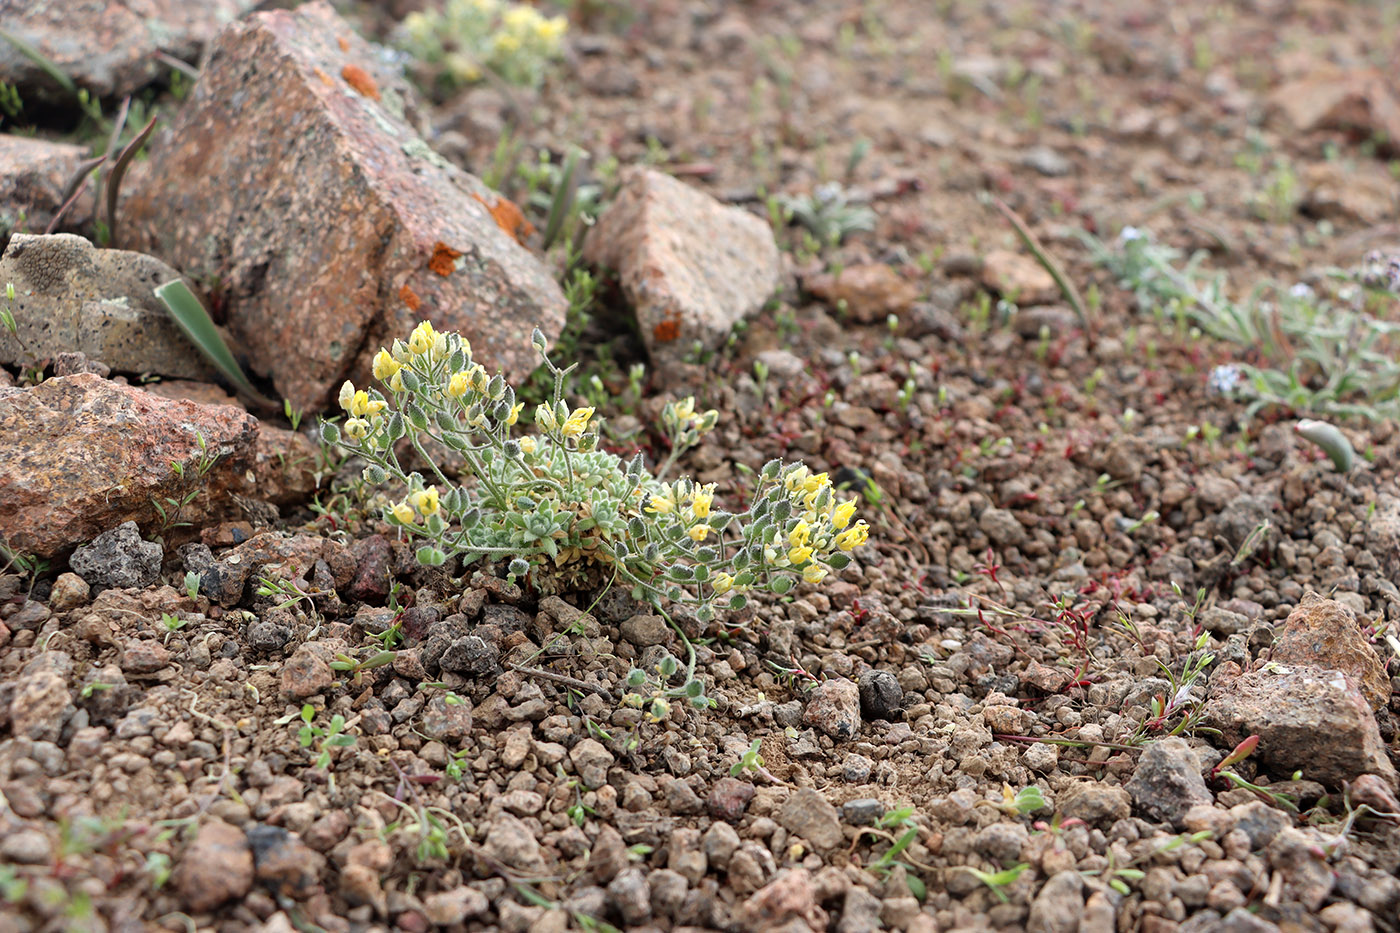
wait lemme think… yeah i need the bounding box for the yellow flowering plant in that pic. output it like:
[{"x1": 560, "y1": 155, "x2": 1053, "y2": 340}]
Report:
[
  {"x1": 398, "y1": 0, "x2": 567, "y2": 91},
  {"x1": 323, "y1": 322, "x2": 869, "y2": 709}
]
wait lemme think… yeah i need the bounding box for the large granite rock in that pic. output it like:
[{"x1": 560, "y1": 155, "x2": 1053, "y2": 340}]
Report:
[
  {"x1": 1203, "y1": 664, "x2": 1397, "y2": 790},
  {"x1": 0, "y1": 136, "x2": 93, "y2": 248},
  {"x1": 582, "y1": 166, "x2": 780, "y2": 366},
  {"x1": 0, "y1": 373, "x2": 266, "y2": 557},
  {"x1": 0, "y1": 0, "x2": 256, "y2": 102},
  {"x1": 124, "y1": 1, "x2": 566, "y2": 413},
  {"x1": 1270, "y1": 591, "x2": 1390, "y2": 711},
  {"x1": 0, "y1": 233, "x2": 218, "y2": 380}
]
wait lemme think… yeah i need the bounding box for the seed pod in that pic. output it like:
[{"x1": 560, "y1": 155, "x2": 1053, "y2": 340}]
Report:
[{"x1": 1295, "y1": 419, "x2": 1353, "y2": 472}]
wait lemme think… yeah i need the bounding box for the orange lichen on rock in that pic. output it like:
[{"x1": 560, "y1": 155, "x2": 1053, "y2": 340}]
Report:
[
  {"x1": 399, "y1": 284, "x2": 422, "y2": 311},
  {"x1": 341, "y1": 64, "x2": 379, "y2": 100},
  {"x1": 471, "y1": 192, "x2": 536, "y2": 245},
  {"x1": 337, "y1": 36, "x2": 351, "y2": 52},
  {"x1": 428, "y1": 242, "x2": 463, "y2": 277},
  {"x1": 312, "y1": 66, "x2": 334, "y2": 88},
  {"x1": 653, "y1": 312, "x2": 682, "y2": 343}
]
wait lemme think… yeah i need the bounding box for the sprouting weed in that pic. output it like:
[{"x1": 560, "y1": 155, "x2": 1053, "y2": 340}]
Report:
[
  {"x1": 1080, "y1": 227, "x2": 1400, "y2": 421},
  {"x1": 956, "y1": 863, "x2": 1030, "y2": 903},
  {"x1": 729, "y1": 738, "x2": 766, "y2": 777},
  {"x1": 778, "y1": 182, "x2": 876, "y2": 249},
  {"x1": 291, "y1": 705, "x2": 356, "y2": 792}
]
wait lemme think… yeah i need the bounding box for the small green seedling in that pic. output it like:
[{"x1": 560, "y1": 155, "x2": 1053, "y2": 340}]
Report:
[
  {"x1": 329, "y1": 650, "x2": 396, "y2": 685},
  {"x1": 981, "y1": 783, "x2": 1048, "y2": 817},
  {"x1": 957, "y1": 863, "x2": 1030, "y2": 903},
  {"x1": 730, "y1": 738, "x2": 766, "y2": 777},
  {"x1": 159, "y1": 612, "x2": 188, "y2": 643},
  {"x1": 183, "y1": 570, "x2": 200, "y2": 601},
  {"x1": 297, "y1": 705, "x2": 356, "y2": 772}
]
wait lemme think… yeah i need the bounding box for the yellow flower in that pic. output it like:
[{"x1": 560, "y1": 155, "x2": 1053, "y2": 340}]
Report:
[
  {"x1": 344, "y1": 418, "x2": 369, "y2": 440},
  {"x1": 802, "y1": 472, "x2": 830, "y2": 494},
  {"x1": 691, "y1": 487, "x2": 713, "y2": 519},
  {"x1": 712, "y1": 572, "x2": 733, "y2": 595},
  {"x1": 788, "y1": 520, "x2": 810, "y2": 549},
  {"x1": 647, "y1": 494, "x2": 674, "y2": 515},
  {"x1": 471, "y1": 365, "x2": 489, "y2": 393},
  {"x1": 673, "y1": 397, "x2": 696, "y2": 422},
  {"x1": 788, "y1": 545, "x2": 813, "y2": 565},
  {"x1": 389, "y1": 371, "x2": 405, "y2": 393},
  {"x1": 832, "y1": 498, "x2": 858, "y2": 530},
  {"x1": 338, "y1": 380, "x2": 355, "y2": 411},
  {"x1": 349, "y1": 390, "x2": 370, "y2": 417},
  {"x1": 645, "y1": 697, "x2": 671, "y2": 723},
  {"x1": 493, "y1": 31, "x2": 522, "y2": 53},
  {"x1": 445, "y1": 54, "x2": 482, "y2": 83},
  {"x1": 448, "y1": 371, "x2": 470, "y2": 398},
  {"x1": 561, "y1": 407, "x2": 595, "y2": 438},
  {"x1": 372, "y1": 349, "x2": 400, "y2": 381},
  {"x1": 408, "y1": 320, "x2": 436, "y2": 355},
  {"x1": 537, "y1": 15, "x2": 567, "y2": 45},
  {"x1": 783, "y1": 465, "x2": 808, "y2": 492},
  {"x1": 391, "y1": 339, "x2": 410, "y2": 363},
  {"x1": 535, "y1": 404, "x2": 557, "y2": 430},
  {"x1": 365, "y1": 399, "x2": 387, "y2": 418},
  {"x1": 519, "y1": 436, "x2": 537, "y2": 455},
  {"x1": 502, "y1": 4, "x2": 542, "y2": 31},
  {"x1": 505, "y1": 402, "x2": 523, "y2": 425},
  {"x1": 835, "y1": 521, "x2": 869, "y2": 551},
  {"x1": 803, "y1": 564, "x2": 828, "y2": 585},
  {"x1": 411, "y1": 485, "x2": 439, "y2": 515},
  {"x1": 688, "y1": 524, "x2": 711, "y2": 543},
  {"x1": 391, "y1": 501, "x2": 416, "y2": 524}
]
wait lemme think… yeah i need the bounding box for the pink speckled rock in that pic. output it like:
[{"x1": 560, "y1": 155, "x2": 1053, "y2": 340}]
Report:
[
  {"x1": 583, "y1": 166, "x2": 780, "y2": 366},
  {"x1": 124, "y1": 1, "x2": 566, "y2": 412},
  {"x1": 0, "y1": 137, "x2": 93, "y2": 246},
  {"x1": 0, "y1": 374, "x2": 265, "y2": 557},
  {"x1": 0, "y1": 0, "x2": 256, "y2": 102}
]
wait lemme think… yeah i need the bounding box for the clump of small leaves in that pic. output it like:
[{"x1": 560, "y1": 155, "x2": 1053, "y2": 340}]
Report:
[
  {"x1": 729, "y1": 738, "x2": 767, "y2": 777},
  {"x1": 397, "y1": 0, "x2": 567, "y2": 91},
  {"x1": 778, "y1": 182, "x2": 877, "y2": 248},
  {"x1": 296, "y1": 705, "x2": 356, "y2": 776},
  {"x1": 1081, "y1": 227, "x2": 1400, "y2": 420}
]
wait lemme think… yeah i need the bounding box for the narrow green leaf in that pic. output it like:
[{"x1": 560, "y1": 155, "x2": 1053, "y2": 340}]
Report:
[
  {"x1": 154, "y1": 279, "x2": 278, "y2": 412},
  {"x1": 541, "y1": 147, "x2": 581, "y2": 251},
  {"x1": 0, "y1": 27, "x2": 77, "y2": 96}
]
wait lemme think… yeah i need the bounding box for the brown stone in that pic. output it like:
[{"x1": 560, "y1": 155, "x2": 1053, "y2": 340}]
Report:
[
  {"x1": 741, "y1": 869, "x2": 827, "y2": 933},
  {"x1": 805, "y1": 263, "x2": 920, "y2": 324},
  {"x1": 0, "y1": 0, "x2": 257, "y2": 102},
  {"x1": 0, "y1": 233, "x2": 219, "y2": 381},
  {"x1": 981, "y1": 249, "x2": 1059, "y2": 305},
  {"x1": 1302, "y1": 161, "x2": 1399, "y2": 225},
  {"x1": 1270, "y1": 68, "x2": 1400, "y2": 155},
  {"x1": 1269, "y1": 591, "x2": 1390, "y2": 711},
  {"x1": 1204, "y1": 666, "x2": 1397, "y2": 789},
  {"x1": 124, "y1": 2, "x2": 566, "y2": 412},
  {"x1": 174, "y1": 820, "x2": 253, "y2": 913},
  {"x1": 0, "y1": 137, "x2": 93, "y2": 247},
  {"x1": 0, "y1": 373, "x2": 259, "y2": 557},
  {"x1": 583, "y1": 166, "x2": 780, "y2": 365}
]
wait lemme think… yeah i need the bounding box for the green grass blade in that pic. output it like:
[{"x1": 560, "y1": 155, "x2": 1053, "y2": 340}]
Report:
[
  {"x1": 154, "y1": 279, "x2": 278, "y2": 412},
  {"x1": 0, "y1": 27, "x2": 77, "y2": 96},
  {"x1": 540, "y1": 147, "x2": 581, "y2": 252}
]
